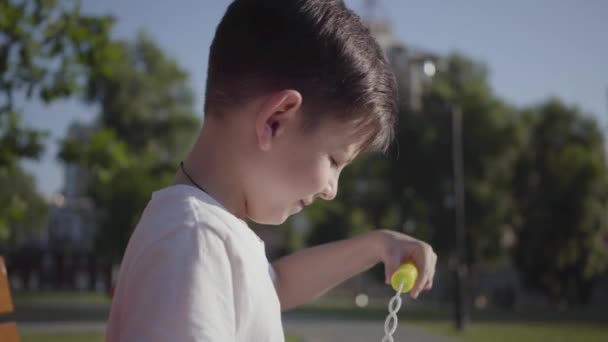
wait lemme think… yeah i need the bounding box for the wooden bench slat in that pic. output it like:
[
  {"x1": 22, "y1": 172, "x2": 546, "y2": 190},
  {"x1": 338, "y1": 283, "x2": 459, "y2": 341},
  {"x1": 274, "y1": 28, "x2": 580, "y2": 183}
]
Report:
[
  {"x1": 0, "y1": 256, "x2": 14, "y2": 315},
  {"x1": 0, "y1": 322, "x2": 20, "y2": 342}
]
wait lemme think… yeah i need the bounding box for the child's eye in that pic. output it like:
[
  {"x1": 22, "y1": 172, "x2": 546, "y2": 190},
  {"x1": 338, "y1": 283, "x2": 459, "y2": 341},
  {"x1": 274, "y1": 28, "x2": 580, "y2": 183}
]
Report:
[{"x1": 329, "y1": 156, "x2": 339, "y2": 167}]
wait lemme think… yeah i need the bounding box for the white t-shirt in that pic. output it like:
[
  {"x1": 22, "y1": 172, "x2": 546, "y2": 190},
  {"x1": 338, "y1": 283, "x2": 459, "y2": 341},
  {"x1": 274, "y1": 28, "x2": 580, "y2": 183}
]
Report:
[{"x1": 105, "y1": 185, "x2": 284, "y2": 342}]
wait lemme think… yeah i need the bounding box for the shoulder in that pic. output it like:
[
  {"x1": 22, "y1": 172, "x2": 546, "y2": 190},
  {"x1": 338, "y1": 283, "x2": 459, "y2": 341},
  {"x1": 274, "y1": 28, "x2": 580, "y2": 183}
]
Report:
[
  {"x1": 119, "y1": 186, "x2": 239, "y2": 267},
  {"x1": 138, "y1": 184, "x2": 240, "y2": 240}
]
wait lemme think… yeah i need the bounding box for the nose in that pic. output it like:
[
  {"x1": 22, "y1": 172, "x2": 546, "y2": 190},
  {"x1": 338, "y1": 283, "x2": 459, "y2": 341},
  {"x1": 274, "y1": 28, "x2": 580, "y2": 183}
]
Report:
[{"x1": 318, "y1": 177, "x2": 338, "y2": 201}]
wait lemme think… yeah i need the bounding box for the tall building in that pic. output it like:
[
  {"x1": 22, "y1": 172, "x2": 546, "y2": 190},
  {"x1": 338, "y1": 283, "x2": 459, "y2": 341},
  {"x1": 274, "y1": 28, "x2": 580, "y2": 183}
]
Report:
[
  {"x1": 44, "y1": 122, "x2": 96, "y2": 252},
  {"x1": 366, "y1": 19, "x2": 441, "y2": 111}
]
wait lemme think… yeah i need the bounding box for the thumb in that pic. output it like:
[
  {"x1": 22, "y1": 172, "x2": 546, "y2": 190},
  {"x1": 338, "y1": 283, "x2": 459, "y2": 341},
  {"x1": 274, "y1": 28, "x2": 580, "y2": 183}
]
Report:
[{"x1": 384, "y1": 252, "x2": 401, "y2": 285}]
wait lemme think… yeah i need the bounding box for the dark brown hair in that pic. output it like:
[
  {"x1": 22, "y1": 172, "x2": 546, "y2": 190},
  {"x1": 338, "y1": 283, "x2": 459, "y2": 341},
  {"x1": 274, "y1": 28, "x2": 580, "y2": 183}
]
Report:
[{"x1": 205, "y1": 0, "x2": 398, "y2": 152}]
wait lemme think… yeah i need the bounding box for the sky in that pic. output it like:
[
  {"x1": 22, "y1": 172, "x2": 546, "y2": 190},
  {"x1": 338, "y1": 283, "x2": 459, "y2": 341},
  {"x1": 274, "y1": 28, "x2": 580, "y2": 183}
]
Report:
[{"x1": 20, "y1": 0, "x2": 608, "y2": 197}]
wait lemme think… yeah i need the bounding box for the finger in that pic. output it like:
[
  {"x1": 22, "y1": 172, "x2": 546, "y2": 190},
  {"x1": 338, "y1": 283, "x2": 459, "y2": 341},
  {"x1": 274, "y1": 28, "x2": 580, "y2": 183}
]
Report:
[
  {"x1": 426, "y1": 269, "x2": 436, "y2": 290},
  {"x1": 410, "y1": 276, "x2": 427, "y2": 299},
  {"x1": 412, "y1": 260, "x2": 436, "y2": 298},
  {"x1": 410, "y1": 258, "x2": 429, "y2": 297},
  {"x1": 425, "y1": 253, "x2": 437, "y2": 291},
  {"x1": 384, "y1": 252, "x2": 401, "y2": 285},
  {"x1": 428, "y1": 274, "x2": 435, "y2": 289},
  {"x1": 410, "y1": 271, "x2": 429, "y2": 299},
  {"x1": 425, "y1": 277, "x2": 433, "y2": 290}
]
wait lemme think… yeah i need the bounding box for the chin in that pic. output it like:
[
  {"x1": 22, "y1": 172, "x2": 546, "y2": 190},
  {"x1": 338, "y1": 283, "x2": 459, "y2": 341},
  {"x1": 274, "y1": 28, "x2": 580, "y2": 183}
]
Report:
[{"x1": 248, "y1": 211, "x2": 290, "y2": 226}]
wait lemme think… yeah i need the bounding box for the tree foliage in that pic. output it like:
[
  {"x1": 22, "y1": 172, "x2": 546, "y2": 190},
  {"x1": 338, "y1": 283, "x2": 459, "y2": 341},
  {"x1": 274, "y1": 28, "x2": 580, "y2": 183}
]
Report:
[{"x1": 60, "y1": 34, "x2": 199, "y2": 260}]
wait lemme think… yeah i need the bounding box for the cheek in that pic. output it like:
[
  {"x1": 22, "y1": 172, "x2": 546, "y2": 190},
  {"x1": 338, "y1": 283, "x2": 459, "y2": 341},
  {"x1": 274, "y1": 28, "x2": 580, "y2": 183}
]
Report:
[
  {"x1": 280, "y1": 156, "x2": 325, "y2": 193},
  {"x1": 304, "y1": 158, "x2": 330, "y2": 193}
]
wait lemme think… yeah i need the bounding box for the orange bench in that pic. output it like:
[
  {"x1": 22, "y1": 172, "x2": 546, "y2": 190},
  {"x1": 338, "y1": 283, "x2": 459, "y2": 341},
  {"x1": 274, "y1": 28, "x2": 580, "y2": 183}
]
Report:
[{"x1": 0, "y1": 256, "x2": 19, "y2": 342}]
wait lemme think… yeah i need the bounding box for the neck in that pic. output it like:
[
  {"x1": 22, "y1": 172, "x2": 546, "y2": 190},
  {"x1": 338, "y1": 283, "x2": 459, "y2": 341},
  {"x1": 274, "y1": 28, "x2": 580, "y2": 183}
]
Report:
[{"x1": 173, "y1": 117, "x2": 248, "y2": 220}]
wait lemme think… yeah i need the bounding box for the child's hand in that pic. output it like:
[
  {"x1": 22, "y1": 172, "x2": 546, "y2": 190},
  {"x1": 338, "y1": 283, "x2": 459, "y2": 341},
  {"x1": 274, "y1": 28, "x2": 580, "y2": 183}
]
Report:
[{"x1": 376, "y1": 229, "x2": 437, "y2": 299}]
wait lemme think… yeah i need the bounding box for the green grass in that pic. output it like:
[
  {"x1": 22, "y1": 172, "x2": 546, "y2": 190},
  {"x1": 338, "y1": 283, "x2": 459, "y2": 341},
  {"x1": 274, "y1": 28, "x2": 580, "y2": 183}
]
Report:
[
  {"x1": 417, "y1": 321, "x2": 608, "y2": 342},
  {"x1": 12, "y1": 291, "x2": 607, "y2": 342},
  {"x1": 21, "y1": 332, "x2": 104, "y2": 342},
  {"x1": 295, "y1": 294, "x2": 608, "y2": 342},
  {"x1": 20, "y1": 331, "x2": 300, "y2": 342},
  {"x1": 10, "y1": 291, "x2": 111, "y2": 323},
  {"x1": 285, "y1": 334, "x2": 301, "y2": 342},
  {"x1": 20, "y1": 324, "x2": 607, "y2": 342},
  {"x1": 293, "y1": 294, "x2": 607, "y2": 324},
  {"x1": 14, "y1": 291, "x2": 111, "y2": 305}
]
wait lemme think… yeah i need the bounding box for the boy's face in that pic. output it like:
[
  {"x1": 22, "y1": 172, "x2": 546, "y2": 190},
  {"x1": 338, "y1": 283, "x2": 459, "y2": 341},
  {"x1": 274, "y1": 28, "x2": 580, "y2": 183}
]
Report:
[{"x1": 244, "y1": 116, "x2": 361, "y2": 225}]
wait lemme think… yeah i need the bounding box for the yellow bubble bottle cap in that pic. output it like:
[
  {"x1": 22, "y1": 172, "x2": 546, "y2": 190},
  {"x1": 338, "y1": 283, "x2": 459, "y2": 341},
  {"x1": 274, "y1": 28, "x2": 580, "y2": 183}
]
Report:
[{"x1": 390, "y1": 261, "x2": 418, "y2": 293}]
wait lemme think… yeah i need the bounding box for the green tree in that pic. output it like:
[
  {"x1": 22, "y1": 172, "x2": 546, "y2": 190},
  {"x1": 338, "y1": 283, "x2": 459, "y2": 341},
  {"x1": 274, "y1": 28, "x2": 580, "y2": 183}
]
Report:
[
  {"x1": 61, "y1": 34, "x2": 200, "y2": 260},
  {"x1": 0, "y1": 0, "x2": 120, "y2": 167},
  {"x1": 512, "y1": 99, "x2": 608, "y2": 305},
  {"x1": 0, "y1": 0, "x2": 120, "y2": 245},
  {"x1": 87, "y1": 33, "x2": 199, "y2": 163},
  {"x1": 388, "y1": 54, "x2": 522, "y2": 264},
  {"x1": 0, "y1": 164, "x2": 48, "y2": 251}
]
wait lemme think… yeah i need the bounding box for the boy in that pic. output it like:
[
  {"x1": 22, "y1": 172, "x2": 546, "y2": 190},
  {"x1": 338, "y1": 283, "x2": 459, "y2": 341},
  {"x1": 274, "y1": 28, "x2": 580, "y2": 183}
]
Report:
[{"x1": 105, "y1": 0, "x2": 437, "y2": 341}]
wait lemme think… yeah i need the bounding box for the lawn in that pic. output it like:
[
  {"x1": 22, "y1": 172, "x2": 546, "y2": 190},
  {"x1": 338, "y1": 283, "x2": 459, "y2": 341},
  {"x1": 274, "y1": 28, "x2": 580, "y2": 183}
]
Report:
[
  {"x1": 21, "y1": 332, "x2": 301, "y2": 342},
  {"x1": 417, "y1": 321, "x2": 608, "y2": 342},
  {"x1": 20, "y1": 323, "x2": 606, "y2": 342},
  {"x1": 22, "y1": 332, "x2": 104, "y2": 342},
  {"x1": 294, "y1": 294, "x2": 608, "y2": 342},
  {"x1": 13, "y1": 291, "x2": 307, "y2": 340},
  {"x1": 13, "y1": 291, "x2": 607, "y2": 342},
  {"x1": 13, "y1": 291, "x2": 111, "y2": 305}
]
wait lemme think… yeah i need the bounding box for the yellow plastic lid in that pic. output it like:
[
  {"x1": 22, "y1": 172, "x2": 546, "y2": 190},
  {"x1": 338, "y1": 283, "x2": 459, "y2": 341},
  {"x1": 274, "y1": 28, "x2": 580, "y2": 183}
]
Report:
[{"x1": 390, "y1": 261, "x2": 418, "y2": 293}]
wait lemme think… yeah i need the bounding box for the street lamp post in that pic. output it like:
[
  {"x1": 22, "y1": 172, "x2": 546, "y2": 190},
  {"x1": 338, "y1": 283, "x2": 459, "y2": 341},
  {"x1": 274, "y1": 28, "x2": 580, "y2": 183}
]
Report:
[
  {"x1": 450, "y1": 105, "x2": 469, "y2": 331},
  {"x1": 412, "y1": 59, "x2": 469, "y2": 330}
]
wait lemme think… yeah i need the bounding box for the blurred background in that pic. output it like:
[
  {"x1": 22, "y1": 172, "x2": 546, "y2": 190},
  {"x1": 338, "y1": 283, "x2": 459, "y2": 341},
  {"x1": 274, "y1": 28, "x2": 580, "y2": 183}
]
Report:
[{"x1": 1, "y1": 0, "x2": 607, "y2": 341}]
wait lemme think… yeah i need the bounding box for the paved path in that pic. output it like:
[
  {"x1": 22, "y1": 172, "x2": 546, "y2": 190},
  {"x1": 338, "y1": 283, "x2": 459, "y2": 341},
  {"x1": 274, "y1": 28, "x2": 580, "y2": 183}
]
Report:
[
  {"x1": 284, "y1": 316, "x2": 461, "y2": 342},
  {"x1": 20, "y1": 317, "x2": 460, "y2": 342}
]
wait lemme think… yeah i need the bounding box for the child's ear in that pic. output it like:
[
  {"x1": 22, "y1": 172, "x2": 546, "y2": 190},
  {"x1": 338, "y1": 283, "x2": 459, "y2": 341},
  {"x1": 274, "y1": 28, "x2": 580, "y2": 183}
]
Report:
[{"x1": 256, "y1": 89, "x2": 302, "y2": 151}]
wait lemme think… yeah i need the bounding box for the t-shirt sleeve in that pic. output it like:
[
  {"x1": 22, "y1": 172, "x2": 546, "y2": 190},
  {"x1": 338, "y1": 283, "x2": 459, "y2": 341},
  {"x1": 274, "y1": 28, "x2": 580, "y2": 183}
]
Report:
[
  {"x1": 116, "y1": 225, "x2": 236, "y2": 342},
  {"x1": 268, "y1": 263, "x2": 278, "y2": 285}
]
